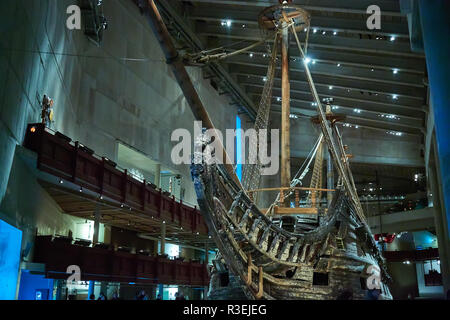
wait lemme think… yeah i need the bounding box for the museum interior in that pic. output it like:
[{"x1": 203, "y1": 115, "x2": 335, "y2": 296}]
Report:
[{"x1": 0, "y1": 0, "x2": 449, "y2": 301}]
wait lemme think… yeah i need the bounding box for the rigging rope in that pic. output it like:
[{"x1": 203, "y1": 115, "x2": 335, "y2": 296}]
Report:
[{"x1": 240, "y1": 33, "x2": 280, "y2": 200}]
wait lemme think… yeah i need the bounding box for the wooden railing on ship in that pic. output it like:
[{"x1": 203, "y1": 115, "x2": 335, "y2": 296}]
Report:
[{"x1": 247, "y1": 187, "x2": 335, "y2": 215}]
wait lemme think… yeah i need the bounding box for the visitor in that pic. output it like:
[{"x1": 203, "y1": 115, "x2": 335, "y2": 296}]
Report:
[
  {"x1": 136, "y1": 290, "x2": 149, "y2": 300},
  {"x1": 97, "y1": 292, "x2": 107, "y2": 300},
  {"x1": 156, "y1": 293, "x2": 162, "y2": 300},
  {"x1": 89, "y1": 294, "x2": 96, "y2": 300},
  {"x1": 111, "y1": 292, "x2": 120, "y2": 300},
  {"x1": 175, "y1": 292, "x2": 186, "y2": 300}
]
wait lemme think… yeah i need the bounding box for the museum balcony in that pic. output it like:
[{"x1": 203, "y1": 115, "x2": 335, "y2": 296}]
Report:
[
  {"x1": 32, "y1": 235, "x2": 209, "y2": 286},
  {"x1": 21, "y1": 123, "x2": 210, "y2": 247}
]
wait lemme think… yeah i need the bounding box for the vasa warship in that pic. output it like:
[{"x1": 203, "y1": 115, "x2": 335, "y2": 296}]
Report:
[{"x1": 146, "y1": 0, "x2": 393, "y2": 300}]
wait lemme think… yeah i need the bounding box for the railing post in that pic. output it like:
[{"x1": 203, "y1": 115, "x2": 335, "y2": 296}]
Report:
[
  {"x1": 122, "y1": 169, "x2": 128, "y2": 204},
  {"x1": 100, "y1": 157, "x2": 106, "y2": 196},
  {"x1": 171, "y1": 195, "x2": 175, "y2": 222},
  {"x1": 295, "y1": 190, "x2": 300, "y2": 207},
  {"x1": 158, "y1": 189, "x2": 163, "y2": 218},
  {"x1": 72, "y1": 141, "x2": 79, "y2": 183},
  {"x1": 142, "y1": 179, "x2": 146, "y2": 211}
]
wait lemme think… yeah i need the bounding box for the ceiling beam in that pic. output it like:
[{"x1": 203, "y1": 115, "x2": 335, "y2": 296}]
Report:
[
  {"x1": 206, "y1": 40, "x2": 426, "y2": 74},
  {"x1": 176, "y1": 0, "x2": 404, "y2": 17},
  {"x1": 242, "y1": 82, "x2": 424, "y2": 117},
  {"x1": 234, "y1": 70, "x2": 425, "y2": 106},
  {"x1": 196, "y1": 23, "x2": 423, "y2": 57},
  {"x1": 226, "y1": 55, "x2": 424, "y2": 88},
  {"x1": 187, "y1": 7, "x2": 409, "y2": 37}
]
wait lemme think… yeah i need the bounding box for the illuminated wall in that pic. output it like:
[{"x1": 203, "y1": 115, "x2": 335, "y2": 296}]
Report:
[{"x1": 0, "y1": 219, "x2": 22, "y2": 300}]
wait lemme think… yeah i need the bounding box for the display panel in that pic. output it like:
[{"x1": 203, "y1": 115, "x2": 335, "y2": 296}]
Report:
[{"x1": 0, "y1": 219, "x2": 23, "y2": 300}]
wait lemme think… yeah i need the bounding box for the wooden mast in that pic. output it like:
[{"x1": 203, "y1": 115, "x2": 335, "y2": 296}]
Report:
[{"x1": 280, "y1": 21, "x2": 291, "y2": 191}]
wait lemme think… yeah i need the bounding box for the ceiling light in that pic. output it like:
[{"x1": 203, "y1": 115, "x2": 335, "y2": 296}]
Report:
[
  {"x1": 390, "y1": 36, "x2": 396, "y2": 42},
  {"x1": 249, "y1": 53, "x2": 253, "y2": 58},
  {"x1": 304, "y1": 57, "x2": 311, "y2": 64},
  {"x1": 262, "y1": 76, "x2": 267, "y2": 82},
  {"x1": 392, "y1": 94, "x2": 398, "y2": 100},
  {"x1": 313, "y1": 28, "x2": 318, "y2": 34},
  {"x1": 312, "y1": 60, "x2": 316, "y2": 64},
  {"x1": 329, "y1": 86, "x2": 333, "y2": 90},
  {"x1": 226, "y1": 20, "x2": 232, "y2": 27},
  {"x1": 333, "y1": 31, "x2": 337, "y2": 35},
  {"x1": 322, "y1": 31, "x2": 326, "y2": 35},
  {"x1": 393, "y1": 69, "x2": 398, "y2": 74},
  {"x1": 337, "y1": 63, "x2": 341, "y2": 67},
  {"x1": 277, "y1": 97, "x2": 281, "y2": 102}
]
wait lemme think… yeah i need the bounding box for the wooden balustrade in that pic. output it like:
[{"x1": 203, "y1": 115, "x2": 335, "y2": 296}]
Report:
[
  {"x1": 23, "y1": 123, "x2": 208, "y2": 235},
  {"x1": 34, "y1": 236, "x2": 209, "y2": 286}
]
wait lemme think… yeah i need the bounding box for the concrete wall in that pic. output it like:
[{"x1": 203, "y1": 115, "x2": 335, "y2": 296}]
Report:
[{"x1": 0, "y1": 0, "x2": 237, "y2": 246}]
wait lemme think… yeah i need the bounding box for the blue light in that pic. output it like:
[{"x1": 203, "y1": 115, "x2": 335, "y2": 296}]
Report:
[
  {"x1": 236, "y1": 115, "x2": 242, "y2": 181},
  {"x1": 0, "y1": 220, "x2": 23, "y2": 300}
]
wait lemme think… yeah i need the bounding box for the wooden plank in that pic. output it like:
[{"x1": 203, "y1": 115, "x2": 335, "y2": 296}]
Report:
[{"x1": 259, "y1": 207, "x2": 318, "y2": 215}]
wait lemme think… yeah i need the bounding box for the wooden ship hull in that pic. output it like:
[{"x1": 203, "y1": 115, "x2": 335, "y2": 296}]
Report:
[{"x1": 191, "y1": 162, "x2": 392, "y2": 300}]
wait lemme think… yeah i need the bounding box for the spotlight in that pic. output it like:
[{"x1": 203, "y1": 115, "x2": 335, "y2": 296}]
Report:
[
  {"x1": 333, "y1": 31, "x2": 337, "y2": 35},
  {"x1": 393, "y1": 69, "x2": 398, "y2": 74},
  {"x1": 304, "y1": 57, "x2": 311, "y2": 64},
  {"x1": 390, "y1": 36, "x2": 396, "y2": 42},
  {"x1": 59, "y1": 179, "x2": 63, "y2": 184},
  {"x1": 329, "y1": 86, "x2": 333, "y2": 90},
  {"x1": 313, "y1": 28, "x2": 318, "y2": 34},
  {"x1": 79, "y1": 187, "x2": 83, "y2": 193}
]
